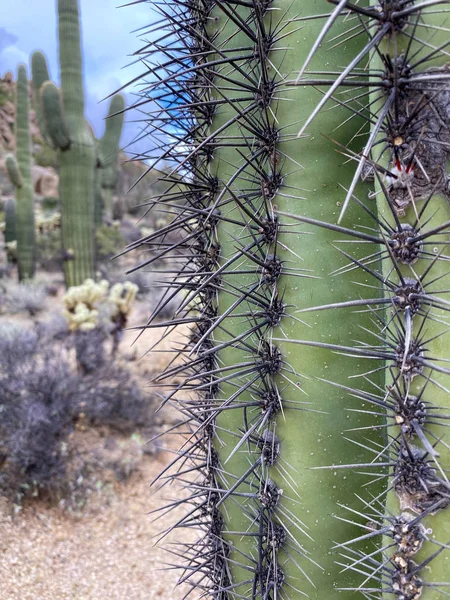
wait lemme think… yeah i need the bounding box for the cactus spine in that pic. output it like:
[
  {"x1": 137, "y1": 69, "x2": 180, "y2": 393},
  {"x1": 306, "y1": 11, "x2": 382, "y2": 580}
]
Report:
[
  {"x1": 125, "y1": 1, "x2": 450, "y2": 598},
  {"x1": 6, "y1": 65, "x2": 35, "y2": 280},
  {"x1": 372, "y1": 12, "x2": 450, "y2": 597},
  {"x1": 32, "y1": 0, "x2": 96, "y2": 287}
]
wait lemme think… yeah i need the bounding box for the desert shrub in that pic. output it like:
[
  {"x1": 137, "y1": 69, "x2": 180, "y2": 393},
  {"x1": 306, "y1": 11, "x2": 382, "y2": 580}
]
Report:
[
  {"x1": 7, "y1": 281, "x2": 47, "y2": 316},
  {"x1": 75, "y1": 364, "x2": 150, "y2": 433},
  {"x1": 41, "y1": 196, "x2": 59, "y2": 211},
  {"x1": 96, "y1": 224, "x2": 125, "y2": 260},
  {"x1": 118, "y1": 218, "x2": 142, "y2": 245},
  {"x1": 36, "y1": 228, "x2": 62, "y2": 271},
  {"x1": 73, "y1": 328, "x2": 107, "y2": 374},
  {"x1": 0, "y1": 265, "x2": 11, "y2": 281},
  {"x1": 0, "y1": 321, "x2": 154, "y2": 504},
  {"x1": 0, "y1": 323, "x2": 40, "y2": 372},
  {"x1": 34, "y1": 142, "x2": 59, "y2": 168},
  {"x1": 0, "y1": 324, "x2": 75, "y2": 501}
]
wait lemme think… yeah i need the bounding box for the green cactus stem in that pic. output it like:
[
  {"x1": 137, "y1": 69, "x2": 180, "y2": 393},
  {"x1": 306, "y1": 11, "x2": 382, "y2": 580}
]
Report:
[
  {"x1": 32, "y1": 0, "x2": 96, "y2": 287},
  {"x1": 123, "y1": 1, "x2": 384, "y2": 597},
  {"x1": 122, "y1": 0, "x2": 450, "y2": 598},
  {"x1": 6, "y1": 65, "x2": 35, "y2": 281},
  {"x1": 31, "y1": 51, "x2": 53, "y2": 146},
  {"x1": 40, "y1": 82, "x2": 71, "y2": 150},
  {"x1": 4, "y1": 198, "x2": 17, "y2": 246},
  {"x1": 98, "y1": 94, "x2": 125, "y2": 222},
  {"x1": 372, "y1": 13, "x2": 450, "y2": 599},
  {"x1": 5, "y1": 155, "x2": 22, "y2": 189},
  {"x1": 4, "y1": 197, "x2": 17, "y2": 264}
]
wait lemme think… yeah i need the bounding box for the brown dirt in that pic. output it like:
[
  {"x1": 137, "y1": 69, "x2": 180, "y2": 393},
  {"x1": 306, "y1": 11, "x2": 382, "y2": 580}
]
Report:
[
  {"x1": 0, "y1": 274, "x2": 194, "y2": 599},
  {"x1": 0, "y1": 444, "x2": 193, "y2": 600}
]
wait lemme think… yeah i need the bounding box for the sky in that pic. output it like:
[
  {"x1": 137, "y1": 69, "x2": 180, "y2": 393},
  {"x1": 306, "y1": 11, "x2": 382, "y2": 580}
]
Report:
[{"x1": 0, "y1": 0, "x2": 159, "y2": 157}]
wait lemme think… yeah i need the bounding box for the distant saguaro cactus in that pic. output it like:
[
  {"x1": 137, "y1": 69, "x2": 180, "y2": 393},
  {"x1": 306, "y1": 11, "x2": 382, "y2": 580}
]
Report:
[
  {"x1": 32, "y1": 0, "x2": 96, "y2": 287},
  {"x1": 4, "y1": 198, "x2": 17, "y2": 247},
  {"x1": 6, "y1": 65, "x2": 35, "y2": 280},
  {"x1": 98, "y1": 94, "x2": 125, "y2": 223}
]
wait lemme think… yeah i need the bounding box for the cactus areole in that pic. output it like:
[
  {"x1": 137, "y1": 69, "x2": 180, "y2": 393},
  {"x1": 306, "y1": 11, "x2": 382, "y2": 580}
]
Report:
[{"x1": 125, "y1": 1, "x2": 450, "y2": 598}]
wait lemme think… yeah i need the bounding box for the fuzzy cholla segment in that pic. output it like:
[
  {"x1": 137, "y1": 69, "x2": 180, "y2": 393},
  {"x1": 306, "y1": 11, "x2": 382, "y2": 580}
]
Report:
[{"x1": 62, "y1": 279, "x2": 109, "y2": 331}]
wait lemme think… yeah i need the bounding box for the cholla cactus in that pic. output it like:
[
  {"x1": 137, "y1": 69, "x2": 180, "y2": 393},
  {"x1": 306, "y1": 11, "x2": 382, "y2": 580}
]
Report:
[
  {"x1": 35, "y1": 210, "x2": 61, "y2": 235},
  {"x1": 109, "y1": 281, "x2": 138, "y2": 320},
  {"x1": 62, "y1": 278, "x2": 109, "y2": 331},
  {"x1": 108, "y1": 281, "x2": 138, "y2": 355},
  {"x1": 62, "y1": 279, "x2": 137, "y2": 356}
]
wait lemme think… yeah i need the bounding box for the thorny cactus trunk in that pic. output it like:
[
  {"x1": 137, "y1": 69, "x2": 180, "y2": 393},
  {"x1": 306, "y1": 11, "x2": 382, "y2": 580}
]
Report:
[
  {"x1": 6, "y1": 65, "x2": 35, "y2": 281},
  {"x1": 125, "y1": 1, "x2": 450, "y2": 598}
]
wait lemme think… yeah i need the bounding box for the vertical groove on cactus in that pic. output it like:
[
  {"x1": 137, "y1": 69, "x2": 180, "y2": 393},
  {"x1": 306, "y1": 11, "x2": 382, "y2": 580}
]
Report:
[
  {"x1": 32, "y1": 0, "x2": 96, "y2": 287},
  {"x1": 6, "y1": 65, "x2": 35, "y2": 281},
  {"x1": 122, "y1": 0, "x2": 450, "y2": 598}
]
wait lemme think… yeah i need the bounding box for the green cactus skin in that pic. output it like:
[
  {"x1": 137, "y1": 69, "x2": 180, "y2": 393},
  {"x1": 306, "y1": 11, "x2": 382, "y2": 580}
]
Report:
[
  {"x1": 32, "y1": 0, "x2": 96, "y2": 287},
  {"x1": 40, "y1": 82, "x2": 71, "y2": 151},
  {"x1": 4, "y1": 198, "x2": 17, "y2": 246},
  {"x1": 6, "y1": 155, "x2": 23, "y2": 189},
  {"x1": 124, "y1": 1, "x2": 450, "y2": 599},
  {"x1": 98, "y1": 94, "x2": 125, "y2": 222},
  {"x1": 6, "y1": 65, "x2": 35, "y2": 281},
  {"x1": 372, "y1": 14, "x2": 450, "y2": 600},
  {"x1": 31, "y1": 51, "x2": 53, "y2": 146}
]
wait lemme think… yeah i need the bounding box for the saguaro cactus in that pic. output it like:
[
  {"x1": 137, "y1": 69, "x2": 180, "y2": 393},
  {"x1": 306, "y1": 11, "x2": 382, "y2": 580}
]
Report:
[
  {"x1": 98, "y1": 94, "x2": 125, "y2": 222},
  {"x1": 4, "y1": 198, "x2": 17, "y2": 246},
  {"x1": 6, "y1": 65, "x2": 35, "y2": 280},
  {"x1": 32, "y1": 0, "x2": 96, "y2": 287},
  {"x1": 126, "y1": 1, "x2": 450, "y2": 599}
]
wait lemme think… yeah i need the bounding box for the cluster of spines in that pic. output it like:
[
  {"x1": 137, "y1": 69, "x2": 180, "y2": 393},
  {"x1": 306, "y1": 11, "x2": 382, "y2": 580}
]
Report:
[
  {"x1": 121, "y1": 1, "x2": 312, "y2": 597},
  {"x1": 122, "y1": 0, "x2": 450, "y2": 598},
  {"x1": 285, "y1": 1, "x2": 450, "y2": 598}
]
